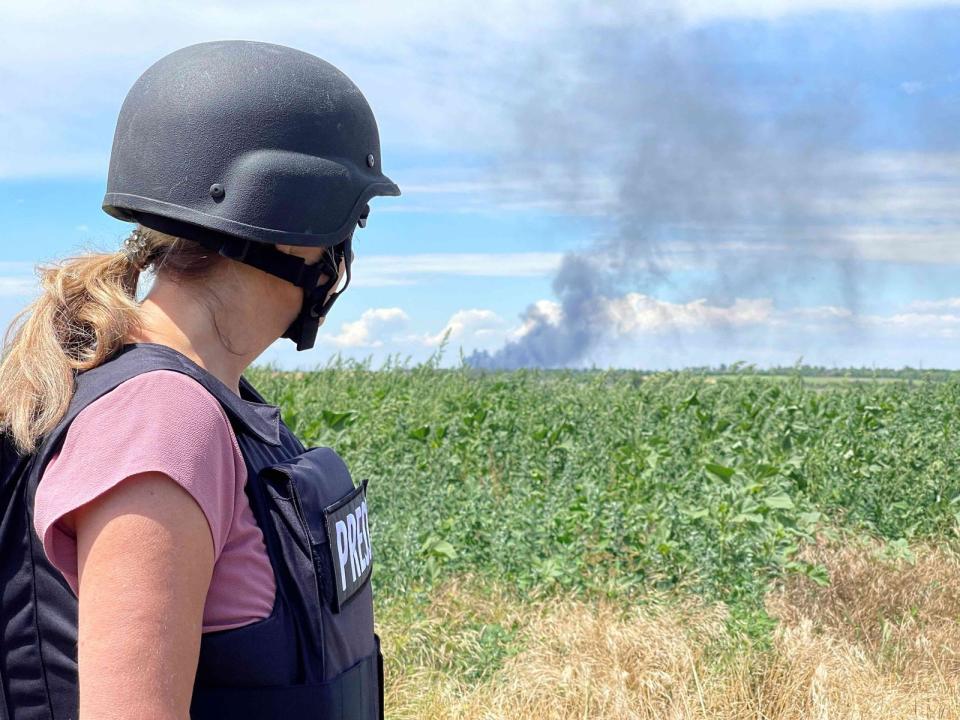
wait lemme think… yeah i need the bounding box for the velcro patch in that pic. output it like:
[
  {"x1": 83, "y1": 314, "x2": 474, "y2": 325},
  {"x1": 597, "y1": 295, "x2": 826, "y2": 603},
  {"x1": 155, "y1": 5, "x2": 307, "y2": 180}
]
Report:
[{"x1": 324, "y1": 479, "x2": 372, "y2": 611}]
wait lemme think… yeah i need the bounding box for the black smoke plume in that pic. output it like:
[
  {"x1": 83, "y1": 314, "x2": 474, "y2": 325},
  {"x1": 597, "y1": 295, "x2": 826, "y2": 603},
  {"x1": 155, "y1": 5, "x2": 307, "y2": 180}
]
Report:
[{"x1": 467, "y1": 6, "x2": 862, "y2": 369}]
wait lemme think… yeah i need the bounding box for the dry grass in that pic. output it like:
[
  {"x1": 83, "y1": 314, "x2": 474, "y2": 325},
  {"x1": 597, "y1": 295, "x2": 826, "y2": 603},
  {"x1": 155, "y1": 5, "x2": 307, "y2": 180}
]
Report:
[
  {"x1": 767, "y1": 537, "x2": 960, "y2": 679},
  {"x1": 378, "y1": 539, "x2": 960, "y2": 719}
]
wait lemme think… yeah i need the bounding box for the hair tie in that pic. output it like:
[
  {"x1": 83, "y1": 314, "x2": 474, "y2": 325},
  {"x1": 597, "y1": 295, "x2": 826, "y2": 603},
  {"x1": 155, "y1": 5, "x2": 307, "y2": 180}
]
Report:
[{"x1": 121, "y1": 230, "x2": 150, "y2": 271}]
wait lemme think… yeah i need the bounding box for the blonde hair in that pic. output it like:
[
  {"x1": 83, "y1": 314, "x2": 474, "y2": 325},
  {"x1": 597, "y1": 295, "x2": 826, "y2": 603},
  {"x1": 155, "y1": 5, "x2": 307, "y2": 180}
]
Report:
[{"x1": 0, "y1": 227, "x2": 221, "y2": 454}]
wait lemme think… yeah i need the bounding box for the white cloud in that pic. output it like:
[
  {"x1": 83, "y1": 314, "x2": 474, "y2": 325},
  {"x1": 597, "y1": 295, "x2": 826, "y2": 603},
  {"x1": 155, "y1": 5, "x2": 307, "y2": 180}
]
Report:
[
  {"x1": 835, "y1": 228, "x2": 960, "y2": 264},
  {"x1": 318, "y1": 306, "x2": 510, "y2": 353},
  {"x1": 860, "y1": 297, "x2": 960, "y2": 339},
  {"x1": 500, "y1": 294, "x2": 910, "y2": 346},
  {"x1": 386, "y1": 149, "x2": 960, "y2": 266},
  {"x1": 0, "y1": 1, "x2": 552, "y2": 177},
  {"x1": 419, "y1": 309, "x2": 505, "y2": 346},
  {"x1": 253, "y1": 291, "x2": 960, "y2": 370},
  {"x1": 600, "y1": 293, "x2": 960, "y2": 342},
  {"x1": 0, "y1": 276, "x2": 37, "y2": 297},
  {"x1": 388, "y1": 167, "x2": 620, "y2": 216},
  {"x1": 605, "y1": 294, "x2": 775, "y2": 334},
  {"x1": 907, "y1": 298, "x2": 960, "y2": 312},
  {"x1": 784, "y1": 305, "x2": 855, "y2": 321},
  {"x1": 644, "y1": 152, "x2": 960, "y2": 266},
  {"x1": 866, "y1": 311, "x2": 960, "y2": 338},
  {"x1": 351, "y1": 252, "x2": 563, "y2": 287},
  {"x1": 5, "y1": 0, "x2": 960, "y2": 343},
  {"x1": 677, "y1": 0, "x2": 960, "y2": 23},
  {"x1": 4, "y1": 0, "x2": 955, "y2": 179},
  {"x1": 493, "y1": 292, "x2": 960, "y2": 369},
  {"x1": 399, "y1": 179, "x2": 543, "y2": 196},
  {"x1": 322, "y1": 307, "x2": 409, "y2": 348}
]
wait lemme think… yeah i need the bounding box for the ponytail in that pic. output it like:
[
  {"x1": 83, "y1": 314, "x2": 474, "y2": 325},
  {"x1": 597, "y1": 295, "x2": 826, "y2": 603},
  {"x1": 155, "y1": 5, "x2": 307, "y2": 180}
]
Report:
[{"x1": 0, "y1": 227, "x2": 217, "y2": 454}]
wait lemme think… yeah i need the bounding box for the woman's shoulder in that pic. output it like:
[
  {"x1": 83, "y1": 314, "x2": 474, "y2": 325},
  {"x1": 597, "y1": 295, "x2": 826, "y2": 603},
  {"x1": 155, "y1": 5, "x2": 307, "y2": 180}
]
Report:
[
  {"x1": 81, "y1": 368, "x2": 231, "y2": 422},
  {"x1": 35, "y1": 369, "x2": 247, "y2": 589},
  {"x1": 50, "y1": 367, "x2": 243, "y2": 474},
  {"x1": 68, "y1": 368, "x2": 240, "y2": 450}
]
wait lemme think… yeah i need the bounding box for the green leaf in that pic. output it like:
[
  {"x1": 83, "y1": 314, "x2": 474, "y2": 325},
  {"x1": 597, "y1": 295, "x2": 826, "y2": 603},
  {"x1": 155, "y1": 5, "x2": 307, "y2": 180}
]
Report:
[
  {"x1": 806, "y1": 565, "x2": 831, "y2": 587},
  {"x1": 321, "y1": 409, "x2": 357, "y2": 431},
  {"x1": 420, "y1": 536, "x2": 457, "y2": 561},
  {"x1": 755, "y1": 464, "x2": 780, "y2": 479},
  {"x1": 408, "y1": 425, "x2": 431, "y2": 441},
  {"x1": 786, "y1": 561, "x2": 830, "y2": 587},
  {"x1": 532, "y1": 556, "x2": 565, "y2": 582},
  {"x1": 705, "y1": 463, "x2": 736, "y2": 481},
  {"x1": 679, "y1": 390, "x2": 700, "y2": 408},
  {"x1": 429, "y1": 540, "x2": 457, "y2": 560},
  {"x1": 764, "y1": 493, "x2": 795, "y2": 510}
]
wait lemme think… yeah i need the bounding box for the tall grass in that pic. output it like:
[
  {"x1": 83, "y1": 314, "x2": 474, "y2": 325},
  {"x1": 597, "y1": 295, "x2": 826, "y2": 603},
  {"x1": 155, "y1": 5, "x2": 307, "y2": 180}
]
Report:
[
  {"x1": 248, "y1": 360, "x2": 960, "y2": 716},
  {"x1": 379, "y1": 540, "x2": 960, "y2": 719}
]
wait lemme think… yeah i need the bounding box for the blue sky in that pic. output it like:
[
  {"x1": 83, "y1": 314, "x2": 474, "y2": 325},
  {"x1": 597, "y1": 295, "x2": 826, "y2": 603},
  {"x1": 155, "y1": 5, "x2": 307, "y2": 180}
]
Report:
[{"x1": 2, "y1": 0, "x2": 960, "y2": 369}]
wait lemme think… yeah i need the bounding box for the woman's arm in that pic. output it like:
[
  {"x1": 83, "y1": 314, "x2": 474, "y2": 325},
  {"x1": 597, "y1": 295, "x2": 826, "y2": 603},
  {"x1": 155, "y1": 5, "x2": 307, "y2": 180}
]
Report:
[{"x1": 71, "y1": 470, "x2": 215, "y2": 720}]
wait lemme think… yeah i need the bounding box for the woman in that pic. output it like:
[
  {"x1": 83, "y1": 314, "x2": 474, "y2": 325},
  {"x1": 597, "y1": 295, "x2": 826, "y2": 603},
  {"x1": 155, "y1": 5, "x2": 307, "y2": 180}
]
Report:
[{"x1": 0, "y1": 40, "x2": 398, "y2": 719}]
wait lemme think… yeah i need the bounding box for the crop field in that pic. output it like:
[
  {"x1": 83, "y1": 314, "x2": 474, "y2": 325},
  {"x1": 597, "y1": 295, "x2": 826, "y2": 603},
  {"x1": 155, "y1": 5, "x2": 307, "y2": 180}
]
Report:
[{"x1": 248, "y1": 357, "x2": 960, "y2": 719}]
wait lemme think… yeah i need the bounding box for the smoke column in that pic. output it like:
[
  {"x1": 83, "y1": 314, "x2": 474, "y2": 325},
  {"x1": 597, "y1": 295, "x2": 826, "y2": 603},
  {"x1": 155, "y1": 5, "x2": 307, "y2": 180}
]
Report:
[{"x1": 467, "y1": 4, "x2": 862, "y2": 369}]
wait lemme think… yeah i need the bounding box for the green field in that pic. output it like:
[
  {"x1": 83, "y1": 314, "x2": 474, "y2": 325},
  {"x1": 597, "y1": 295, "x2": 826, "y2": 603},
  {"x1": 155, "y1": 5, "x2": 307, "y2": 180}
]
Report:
[{"x1": 247, "y1": 357, "x2": 960, "y2": 718}]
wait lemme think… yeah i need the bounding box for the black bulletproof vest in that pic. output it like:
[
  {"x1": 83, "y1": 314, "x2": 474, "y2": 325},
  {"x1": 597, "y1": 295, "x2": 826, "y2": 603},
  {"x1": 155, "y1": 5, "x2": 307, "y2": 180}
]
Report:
[{"x1": 0, "y1": 342, "x2": 382, "y2": 719}]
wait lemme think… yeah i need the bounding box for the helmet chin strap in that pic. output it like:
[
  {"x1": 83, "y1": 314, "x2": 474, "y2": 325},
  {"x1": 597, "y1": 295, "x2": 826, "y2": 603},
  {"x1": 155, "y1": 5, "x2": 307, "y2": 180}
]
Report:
[
  {"x1": 131, "y1": 207, "x2": 364, "y2": 351},
  {"x1": 281, "y1": 234, "x2": 354, "y2": 351}
]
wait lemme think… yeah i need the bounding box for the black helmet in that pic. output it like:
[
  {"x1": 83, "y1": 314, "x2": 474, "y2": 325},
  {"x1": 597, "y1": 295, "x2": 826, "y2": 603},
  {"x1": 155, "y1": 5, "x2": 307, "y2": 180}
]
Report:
[{"x1": 102, "y1": 40, "x2": 400, "y2": 350}]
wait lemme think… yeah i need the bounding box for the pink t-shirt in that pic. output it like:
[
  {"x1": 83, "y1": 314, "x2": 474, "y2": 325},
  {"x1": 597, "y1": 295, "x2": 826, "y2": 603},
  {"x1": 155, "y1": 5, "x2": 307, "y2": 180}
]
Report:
[{"x1": 33, "y1": 369, "x2": 276, "y2": 633}]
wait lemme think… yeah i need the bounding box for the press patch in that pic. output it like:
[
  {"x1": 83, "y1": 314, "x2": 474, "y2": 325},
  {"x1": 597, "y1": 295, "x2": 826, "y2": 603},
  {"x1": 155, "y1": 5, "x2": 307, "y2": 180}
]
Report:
[{"x1": 324, "y1": 479, "x2": 372, "y2": 611}]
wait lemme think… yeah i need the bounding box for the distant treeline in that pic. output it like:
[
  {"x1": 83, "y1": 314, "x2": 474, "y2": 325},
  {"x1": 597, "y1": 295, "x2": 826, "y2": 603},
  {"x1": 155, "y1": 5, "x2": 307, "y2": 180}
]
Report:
[
  {"x1": 270, "y1": 350, "x2": 960, "y2": 381},
  {"x1": 687, "y1": 363, "x2": 959, "y2": 381},
  {"x1": 489, "y1": 364, "x2": 960, "y2": 381}
]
